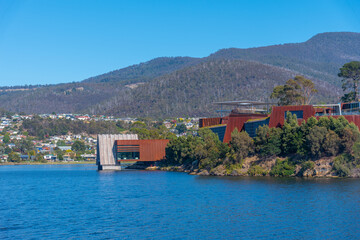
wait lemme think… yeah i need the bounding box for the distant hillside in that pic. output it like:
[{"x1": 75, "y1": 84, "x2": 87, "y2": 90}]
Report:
[
  {"x1": 0, "y1": 32, "x2": 358, "y2": 117},
  {"x1": 82, "y1": 57, "x2": 200, "y2": 84},
  {"x1": 88, "y1": 59, "x2": 340, "y2": 117},
  {"x1": 208, "y1": 32, "x2": 360, "y2": 85}
]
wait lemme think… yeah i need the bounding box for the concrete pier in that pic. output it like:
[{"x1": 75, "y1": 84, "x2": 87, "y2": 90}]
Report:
[{"x1": 96, "y1": 134, "x2": 138, "y2": 170}]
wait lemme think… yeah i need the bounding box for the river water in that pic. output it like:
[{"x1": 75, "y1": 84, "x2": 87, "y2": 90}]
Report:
[{"x1": 1, "y1": 164, "x2": 360, "y2": 239}]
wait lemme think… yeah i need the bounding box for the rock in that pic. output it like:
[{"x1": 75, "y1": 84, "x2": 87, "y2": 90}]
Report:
[
  {"x1": 229, "y1": 169, "x2": 242, "y2": 176},
  {"x1": 350, "y1": 168, "x2": 360, "y2": 178},
  {"x1": 198, "y1": 170, "x2": 209, "y2": 176},
  {"x1": 302, "y1": 169, "x2": 315, "y2": 177},
  {"x1": 210, "y1": 165, "x2": 227, "y2": 176}
]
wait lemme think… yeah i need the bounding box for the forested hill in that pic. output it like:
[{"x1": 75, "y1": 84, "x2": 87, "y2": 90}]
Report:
[
  {"x1": 88, "y1": 59, "x2": 340, "y2": 117},
  {"x1": 0, "y1": 32, "x2": 358, "y2": 117},
  {"x1": 82, "y1": 57, "x2": 200, "y2": 84},
  {"x1": 208, "y1": 32, "x2": 360, "y2": 85}
]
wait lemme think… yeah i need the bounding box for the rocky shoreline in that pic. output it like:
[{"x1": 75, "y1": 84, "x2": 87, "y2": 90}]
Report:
[{"x1": 154, "y1": 157, "x2": 360, "y2": 178}]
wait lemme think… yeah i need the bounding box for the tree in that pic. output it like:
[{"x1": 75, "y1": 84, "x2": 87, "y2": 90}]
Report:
[
  {"x1": 352, "y1": 141, "x2": 360, "y2": 165},
  {"x1": 8, "y1": 152, "x2": 21, "y2": 162},
  {"x1": 306, "y1": 126, "x2": 327, "y2": 158},
  {"x1": 175, "y1": 124, "x2": 187, "y2": 134},
  {"x1": 254, "y1": 125, "x2": 282, "y2": 157},
  {"x1": 323, "y1": 130, "x2": 340, "y2": 156},
  {"x1": 197, "y1": 128, "x2": 229, "y2": 169},
  {"x1": 3, "y1": 134, "x2": 10, "y2": 144},
  {"x1": 17, "y1": 139, "x2": 34, "y2": 154},
  {"x1": 340, "y1": 127, "x2": 360, "y2": 154},
  {"x1": 281, "y1": 113, "x2": 303, "y2": 155},
  {"x1": 269, "y1": 158, "x2": 295, "y2": 177},
  {"x1": 270, "y1": 76, "x2": 318, "y2": 105},
  {"x1": 229, "y1": 128, "x2": 254, "y2": 163},
  {"x1": 71, "y1": 140, "x2": 86, "y2": 152},
  {"x1": 338, "y1": 61, "x2": 360, "y2": 102},
  {"x1": 164, "y1": 128, "x2": 228, "y2": 170},
  {"x1": 56, "y1": 140, "x2": 66, "y2": 146},
  {"x1": 317, "y1": 117, "x2": 331, "y2": 129}
]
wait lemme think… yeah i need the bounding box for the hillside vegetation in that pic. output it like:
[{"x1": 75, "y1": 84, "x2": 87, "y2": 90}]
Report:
[
  {"x1": 0, "y1": 32, "x2": 358, "y2": 117},
  {"x1": 209, "y1": 32, "x2": 360, "y2": 85},
  {"x1": 90, "y1": 59, "x2": 339, "y2": 117}
]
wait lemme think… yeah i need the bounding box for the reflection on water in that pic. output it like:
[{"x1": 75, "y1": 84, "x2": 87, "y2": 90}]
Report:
[{"x1": 1, "y1": 165, "x2": 360, "y2": 239}]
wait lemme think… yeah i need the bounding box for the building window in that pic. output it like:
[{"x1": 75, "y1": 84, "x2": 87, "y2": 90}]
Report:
[
  {"x1": 285, "y1": 110, "x2": 303, "y2": 119},
  {"x1": 117, "y1": 151, "x2": 139, "y2": 160},
  {"x1": 116, "y1": 145, "x2": 140, "y2": 160}
]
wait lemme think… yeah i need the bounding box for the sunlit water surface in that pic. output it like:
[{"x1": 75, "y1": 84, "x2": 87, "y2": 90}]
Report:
[{"x1": 1, "y1": 164, "x2": 360, "y2": 239}]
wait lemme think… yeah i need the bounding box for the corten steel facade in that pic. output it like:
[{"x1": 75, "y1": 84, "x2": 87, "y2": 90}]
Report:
[
  {"x1": 96, "y1": 134, "x2": 169, "y2": 170},
  {"x1": 199, "y1": 117, "x2": 228, "y2": 128},
  {"x1": 115, "y1": 139, "x2": 169, "y2": 162},
  {"x1": 268, "y1": 105, "x2": 316, "y2": 128},
  {"x1": 222, "y1": 113, "x2": 268, "y2": 143},
  {"x1": 201, "y1": 105, "x2": 360, "y2": 143}
]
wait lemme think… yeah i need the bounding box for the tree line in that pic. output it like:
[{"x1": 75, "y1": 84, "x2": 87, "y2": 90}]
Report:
[{"x1": 164, "y1": 113, "x2": 360, "y2": 177}]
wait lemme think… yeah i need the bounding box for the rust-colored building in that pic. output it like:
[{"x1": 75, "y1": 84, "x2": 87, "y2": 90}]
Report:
[
  {"x1": 222, "y1": 113, "x2": 268, "y2": 143},
  {"x1": 115, "y1": 139, "x2": 169, "y2": 162},
  {"x1": 96, "y1": 134, "x2": 169, "y2": 170},
  {"x1": 200, "y1": 103, "x2": 360, "y2": 143}
]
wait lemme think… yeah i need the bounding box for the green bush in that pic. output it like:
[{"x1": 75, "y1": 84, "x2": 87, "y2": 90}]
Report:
[
  {"x1": 301, "y1": 160, "x2": 315, "y2": 171},
  {"x1": 298, "y1": 160, "x2": 315, "y2": 176},
  {"x1": 248, "y1": 165, "x2": 266, "y2": 176},
  {"x1": 270, "y1": 159, "x2": 295, "y2": 177},
  {"x1": 332, "y1": 155, "x2": 351, "y2": 177}
]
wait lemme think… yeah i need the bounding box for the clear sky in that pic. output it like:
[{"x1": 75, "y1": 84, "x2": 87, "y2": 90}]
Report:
[{"x1": 0, "y1": 0, "x2": 359, "y2": 86}]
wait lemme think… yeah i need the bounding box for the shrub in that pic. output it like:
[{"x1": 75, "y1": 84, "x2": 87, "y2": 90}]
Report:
[
  {"x1": 248, "y1": 165, "x2": 266, "y2": 176},
  {"x1": 270, "y1": 158, "x2": 295, "y2": 177},
  {"x1": 323, "y1": 130, "x2": 340, "y2": 156},
  {"x1": 254, "y1": 125, "x2": 282, "y2": 157},
  {"x1": 229, "y1": 128, "x2": 254, "y2": 163},
  {"x1": 298, "y1": 160, "x2": 315, "y2": 176},
  {"x1": 306, "y1": 126, "x2": 327, "y2": 158},
  {"x1": 340, "y1": 127, "x2": 360, "y2": 154},
  {"x1": 332, "y1": 155, "x2": 351, "y2": 177},
  {"x1": 281, "y1": 113, "x2": 303, "y2": 155}
]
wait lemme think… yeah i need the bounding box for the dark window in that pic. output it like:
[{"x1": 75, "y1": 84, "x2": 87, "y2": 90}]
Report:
[
  {"x1": 117, "y1": 152, "x2": 140, "y2": 160},
  {"x1": 209, "y1": 125, "x2": 227, "y2": 142},
  {"x1": 116, "y1": 144, "x2": 140, "y2": 160},
  {"x1": 244, "y1": 118, "x2": 270, "y2": 138},
  {"x1": 285, "y1": 110, "x2": 303, "y2": 119},
  {"x1": 342, "y1": 102, "x2": 359, "y2": 110}
]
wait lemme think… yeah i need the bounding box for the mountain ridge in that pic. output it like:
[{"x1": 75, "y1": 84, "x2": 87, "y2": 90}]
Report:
[{"x1": 0, "y1": 32, "x2": 358, "y2": 117}]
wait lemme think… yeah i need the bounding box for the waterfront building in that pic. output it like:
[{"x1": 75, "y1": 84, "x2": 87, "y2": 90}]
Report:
[
  {"x1": 200, "y1": 101, "x2": 360, "y2": 142},
  {"x1": 97, "y1": 134, "x2": 169, "y2": 170}
]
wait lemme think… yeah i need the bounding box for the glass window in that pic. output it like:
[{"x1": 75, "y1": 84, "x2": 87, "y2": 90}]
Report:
[
  {"x1": 117, "y1": 152, "x2": 140, "y2": 160},
  {"x1": 285, "y1": 110, "x2": 303, "y2": 119}
]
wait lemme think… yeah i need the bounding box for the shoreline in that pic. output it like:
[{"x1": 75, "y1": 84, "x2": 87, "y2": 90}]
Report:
[
  {"x1": 155, "y1": 156, "x2": 360, "y2": 178},
  {"x1": 0, "y1": 161, "x2": 96, "y2": 166}
]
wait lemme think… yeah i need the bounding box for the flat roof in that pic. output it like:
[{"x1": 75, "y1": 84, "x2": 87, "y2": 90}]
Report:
[
  {"x1": 213, "y1": 100, "x2": 276, "y2": 106},
  {"x1": 313, "y1": 104, "x2": 341, "y2": 107}
]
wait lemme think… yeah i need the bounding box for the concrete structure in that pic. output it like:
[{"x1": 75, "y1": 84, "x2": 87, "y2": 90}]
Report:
[{"x1": 96, "y1": 134, "x2": 138, "y2": 170}]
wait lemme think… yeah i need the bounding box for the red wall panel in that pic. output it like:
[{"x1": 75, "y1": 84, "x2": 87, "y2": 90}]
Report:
[
  {"x1": 268, "y1": 105, "x2": 316, "y2": 128},
  {"x1": 223, "y1": 113, "x2": 268, "y2": 143},
  {"x1": 116, "y1": 139, "x2": 169, "y2": 162},
  {"x1": 199, "y1": 117, "x2": 228, "y2": 127}
]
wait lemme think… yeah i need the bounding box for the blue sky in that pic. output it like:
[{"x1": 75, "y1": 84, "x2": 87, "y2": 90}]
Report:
[{"x1": 0, "y1": 0, "x2": 359, "y2": 86}]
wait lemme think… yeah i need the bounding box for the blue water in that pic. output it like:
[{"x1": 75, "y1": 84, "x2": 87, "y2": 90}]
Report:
[{"x1": 1, "y1": 165, "x2": 360, "y2": 239}]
